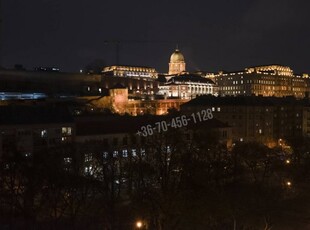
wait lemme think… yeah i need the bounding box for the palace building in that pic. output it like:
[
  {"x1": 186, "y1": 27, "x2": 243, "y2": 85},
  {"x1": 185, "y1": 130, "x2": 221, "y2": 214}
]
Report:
[
  {"x1": 168, "y1": 49, "x2": 186, "y2": 75},
  {"x1": 102, "y1": 65, "x2": 158, "y2": 79},
  {"x1": 158, "y1": 49, "x2": 218, "y2": 99},
  {"x1": 158, "y1": 73, "x2": 217, "y2": 99},
  {"x1": 212, "y1": 65, "x2": 310, "y2": 98}
]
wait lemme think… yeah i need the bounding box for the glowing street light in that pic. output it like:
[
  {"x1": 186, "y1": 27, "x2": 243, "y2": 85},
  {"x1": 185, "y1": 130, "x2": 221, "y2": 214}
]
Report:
[
  {"x1": 136, "y1": 221, "x2": 143, "y2": 229},
  {"x1": 286, "y1": 181, "x2": 292, "y2": 187},
  {"x1": 286, "y1": 159, "x2": 291, "y2": 164}
]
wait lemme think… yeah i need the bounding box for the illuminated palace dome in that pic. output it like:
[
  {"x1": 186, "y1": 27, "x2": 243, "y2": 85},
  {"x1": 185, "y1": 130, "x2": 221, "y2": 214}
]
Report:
[
  {"x1": 168, "y1": 48, "x2": 186, "y2": 75},
  {"x1": 170, "y1": 49, "x2": 185, "y2": 63}
]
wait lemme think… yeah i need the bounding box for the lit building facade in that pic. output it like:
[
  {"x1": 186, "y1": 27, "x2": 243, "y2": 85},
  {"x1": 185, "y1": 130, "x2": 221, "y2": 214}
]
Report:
[
  {"x1": 101, "y1": 75, "x2": 159, "y2": 98},
  {"x1": 82, "y1": 87, "x2": 190, "y2": 115},
  {"x1": 102, "y1": 65, "x2": 158, "y2": 79},
  {"x1": 0, "y1": 106, "x2": 75, "y2": 158},
  {"x1": 159, "y1": 49, "x2": 218, "y2": 99},
  {"x1": 181, "y1": 95, "x2": 310, "y2": 147},
  {"x1": 168, "y1": 49, "x2": 186, "y2": 75},
  {"x1": 213, "y1": 65, "x2": 310, "y2": 98},
  {"x1": 158, "y1": 74, "x2": 217, "y2": 99}
]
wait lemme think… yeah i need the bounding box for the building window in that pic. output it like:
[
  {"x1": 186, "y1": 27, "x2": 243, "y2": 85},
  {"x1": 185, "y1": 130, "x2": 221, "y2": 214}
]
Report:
[
  {"x1": 132, "y1": 149, "x2": 137, "y2": 157},
  {"x1": 84, "y1": 166, "x2": 93, "y2": 175},
  {"x1": 41, "y1": 130, "x2": 47, "y2": 138},
  {"x1": 24, "y1": 152, "x2": 32, "y2": 158},
  {"x1": 85, "y1": 153, "x2": 92, "y2": 162},
  {"x1": 64, "y1": 157, "x2": 72, "y2": 164},
  {"x1": 103, "y1": 152, "x2": 109, "y2": 158},
  {"x1": 62, "y1": 127, "x2": 72, "y2": 136},
  {"x1": 122, "y1": 150, "x2": 128, "y2": 157}
]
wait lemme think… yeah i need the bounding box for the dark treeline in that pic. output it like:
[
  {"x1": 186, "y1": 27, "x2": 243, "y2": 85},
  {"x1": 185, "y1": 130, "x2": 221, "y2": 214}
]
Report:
[{"x1": 1, "y1": 129, "x2": 310, "y2": 230}]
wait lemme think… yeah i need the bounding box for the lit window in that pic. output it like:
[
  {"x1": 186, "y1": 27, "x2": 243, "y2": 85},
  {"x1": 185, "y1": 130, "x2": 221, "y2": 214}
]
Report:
[
  {"x1": 212, "y1": 107, "x2": 215, "y2": 111},
  {"x1": 84, "y1": 166, "x2": 93, "y2": 175},
  {"x1": 41, "y1": 130, "x2": 47, "y2": 138},
  {"x1": 122, "y1": 150, "x2": 128, "y2": 157},
  {"x1": 85, "y1": 153, "x2": 92, "y2": 162},
  {"x1": 62, "y1": 127, "x2": 72, "y2": 136},
  {"x1": 166, "y1": 146, "x2": 171, "y2": 153},
  {"x1": 24, "y1": 152, "x2": 32, "y2": 157},
  {"x1": 217, "y1": 107, "x2": 221, "y2": 112},
  {"x1": 103, "y1": 152, "x2": 108, "y2": 158},
  {"x1": 64, "y1": 157, "x2": 72, "y2": 163}
]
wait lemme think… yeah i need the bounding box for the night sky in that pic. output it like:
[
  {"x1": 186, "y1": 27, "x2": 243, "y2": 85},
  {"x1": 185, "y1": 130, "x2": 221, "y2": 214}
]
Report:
[{"x1": 2, "y1": 0, "x2": 310, "y2": 74}]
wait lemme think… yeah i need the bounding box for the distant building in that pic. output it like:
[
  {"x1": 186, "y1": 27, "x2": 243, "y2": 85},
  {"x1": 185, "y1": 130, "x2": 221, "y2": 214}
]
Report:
[
  {"x1": 101, "y1": 75, "x2": 160, "y2": 98},
  {"x1": 181, "y1": 95, "x2": 310, "y2": 147},
  {"x1": 34, "y1": 67, "x2": 60, "y2": 72},
  {"x1": 158, "y1": 49, "x2": 218, "y2": 99},
  {"x1": 168, "y1": 49, "x2": 186, "y2": 75},
  {"x1": 82, "y1": 87, "x2": 189, "y2": 115},
  {"x1": 102, "y1": 65, "x2": 158, "y2": 79},
  {"x1": 0, "y1": 69, "x2": 102, "y2": 96},
  {"x1": 74, "y1": 115, "x2": 232, "y2": 175},
  {"x1": 0, "y1": 106, "x2": 75, "y2": 158},
  {"x1": 75, "y1": 115, "x2": 233, "y2": 154},
  {"x1": 213, "y1": 65, "x2": 310, "y2": 98},
  {"x1": 158, "y1": 73, "x2": 218, "y2": 99}
]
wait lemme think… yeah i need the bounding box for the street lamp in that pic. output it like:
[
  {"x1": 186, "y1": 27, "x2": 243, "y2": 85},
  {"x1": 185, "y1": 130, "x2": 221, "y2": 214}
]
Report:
[{"x1": 136, "y1": 221, "x2": 143, "y2": 229}]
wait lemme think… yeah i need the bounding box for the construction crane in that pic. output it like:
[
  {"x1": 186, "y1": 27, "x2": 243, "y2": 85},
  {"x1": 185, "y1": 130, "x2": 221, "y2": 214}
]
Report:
[{"x1": 104, "y1": 40, "x2": 182, "y2": 65}]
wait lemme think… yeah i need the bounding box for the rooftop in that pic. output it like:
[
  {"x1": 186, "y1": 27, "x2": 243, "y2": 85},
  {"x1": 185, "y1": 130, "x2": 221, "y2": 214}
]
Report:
[
  {"x1": 168, "y1": 73, "x2": 215, "y2": 84},
  {"x1": 75, "y1": 114, "x2": 229, "y2": 136},
  {"x1": 181, "y1": 95, "x2": 310, "y2": 108},
  {"x1": 0, "y1": 105, "x2": 74, "y2": 125}
]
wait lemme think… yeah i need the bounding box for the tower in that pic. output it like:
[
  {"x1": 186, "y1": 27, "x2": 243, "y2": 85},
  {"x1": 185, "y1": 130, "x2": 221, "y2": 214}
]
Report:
[{"x1": 168, "y1": 48, "x2": 186, "y2": 75}]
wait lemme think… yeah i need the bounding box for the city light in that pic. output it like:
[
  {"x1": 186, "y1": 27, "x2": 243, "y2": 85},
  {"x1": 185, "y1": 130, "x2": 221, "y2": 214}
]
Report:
[{"x1": 136, "y1": 221, "x2": 143, "y2": 228}]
